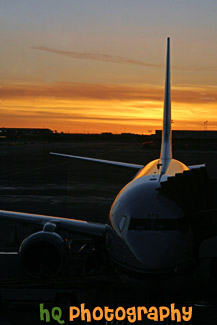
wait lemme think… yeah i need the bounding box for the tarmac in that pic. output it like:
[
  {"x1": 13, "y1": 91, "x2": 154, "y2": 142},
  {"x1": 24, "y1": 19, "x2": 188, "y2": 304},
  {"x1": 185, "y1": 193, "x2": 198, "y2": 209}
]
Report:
[{"x1": 0, "y1": 140, "x2": 217, "y2": 324}]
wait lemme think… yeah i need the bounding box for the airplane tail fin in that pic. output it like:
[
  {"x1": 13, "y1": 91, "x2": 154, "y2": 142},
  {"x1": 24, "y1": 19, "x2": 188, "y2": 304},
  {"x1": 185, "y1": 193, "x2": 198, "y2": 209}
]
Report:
[{"x1": 160, "y1": 37, "x2": 172, "y2": 161}]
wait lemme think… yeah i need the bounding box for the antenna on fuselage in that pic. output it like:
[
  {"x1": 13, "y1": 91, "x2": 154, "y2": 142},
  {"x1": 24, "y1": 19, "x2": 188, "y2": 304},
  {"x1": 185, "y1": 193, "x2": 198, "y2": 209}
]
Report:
[{"x1": 160, "y1": 37, "x2": 172, "y2": 164}]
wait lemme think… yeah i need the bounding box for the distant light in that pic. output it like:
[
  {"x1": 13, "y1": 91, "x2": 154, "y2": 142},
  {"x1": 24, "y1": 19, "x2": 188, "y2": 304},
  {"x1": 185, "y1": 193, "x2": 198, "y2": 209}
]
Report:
[{"x1": 0, "y1": 252, "x2": 18, "y2": 255}]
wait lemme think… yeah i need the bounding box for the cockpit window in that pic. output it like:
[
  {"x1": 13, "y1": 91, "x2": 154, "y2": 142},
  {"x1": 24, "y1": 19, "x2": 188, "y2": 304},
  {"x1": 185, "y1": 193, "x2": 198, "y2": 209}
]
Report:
[
  {"x1": 129, "y1": 217, "x2": 189, "y2": 232},
  {"x1": 119, "y1": 216, "x2": 127, "y2": 232}
]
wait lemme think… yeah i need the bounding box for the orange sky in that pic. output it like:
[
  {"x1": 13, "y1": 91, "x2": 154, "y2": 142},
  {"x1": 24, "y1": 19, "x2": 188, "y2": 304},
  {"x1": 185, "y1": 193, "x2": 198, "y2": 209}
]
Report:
[
  {"x1": 1, "y1": 81, "x2": 217, "y2": 134},
  {"x1": 1, "y1": 1, "x2": 217, "y2": 134}
]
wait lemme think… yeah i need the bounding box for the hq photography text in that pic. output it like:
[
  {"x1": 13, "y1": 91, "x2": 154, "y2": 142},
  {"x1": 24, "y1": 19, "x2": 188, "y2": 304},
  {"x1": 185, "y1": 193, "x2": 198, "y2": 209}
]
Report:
[{"x1": 39, "y1": 303, "x2": 193, "y2": 323}]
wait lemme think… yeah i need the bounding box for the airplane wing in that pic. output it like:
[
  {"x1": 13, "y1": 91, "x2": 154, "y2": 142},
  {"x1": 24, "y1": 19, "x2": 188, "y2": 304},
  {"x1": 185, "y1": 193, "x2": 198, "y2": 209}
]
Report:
[
  {"x1": 50, "y1": 152, "x2": 144, "y2": 169},
  {"x1": 0, "y1": 210, "x2": 108, "y2": 279},
  {"x1": 0, "y1": 210, "x2": 106, "y2": 238}
]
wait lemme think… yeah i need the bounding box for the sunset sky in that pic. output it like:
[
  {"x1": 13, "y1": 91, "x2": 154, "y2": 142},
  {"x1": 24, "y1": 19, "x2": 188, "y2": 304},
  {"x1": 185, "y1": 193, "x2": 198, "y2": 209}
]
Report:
[{"x1": 0, "y1": 0, "x2": 217, "y2": 134}]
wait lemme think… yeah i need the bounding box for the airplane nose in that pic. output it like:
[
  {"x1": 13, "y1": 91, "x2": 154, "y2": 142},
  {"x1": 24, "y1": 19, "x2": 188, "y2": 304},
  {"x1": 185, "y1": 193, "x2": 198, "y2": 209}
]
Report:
[{"x1": 126, "y1": 230, "x2": 193, "y2": 271}]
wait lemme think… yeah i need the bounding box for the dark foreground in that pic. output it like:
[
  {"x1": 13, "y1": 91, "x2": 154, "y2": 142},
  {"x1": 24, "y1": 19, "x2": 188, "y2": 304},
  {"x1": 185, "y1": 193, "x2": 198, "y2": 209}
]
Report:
[{"x1": 0, "y1": 141, "x2": 217, "y2": 324}]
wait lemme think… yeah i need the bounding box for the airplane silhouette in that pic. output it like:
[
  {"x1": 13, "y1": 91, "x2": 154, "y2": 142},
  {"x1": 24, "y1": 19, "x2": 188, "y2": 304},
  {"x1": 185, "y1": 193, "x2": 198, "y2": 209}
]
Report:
[{"x1": 0, "y1": 38, "x2": 215, "y2": 294}]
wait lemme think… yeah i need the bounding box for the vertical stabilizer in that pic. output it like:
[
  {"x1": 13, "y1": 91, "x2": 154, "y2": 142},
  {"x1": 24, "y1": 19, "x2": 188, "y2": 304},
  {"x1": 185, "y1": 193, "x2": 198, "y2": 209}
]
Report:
[{"x1": 160, "y1": 37, "x2": 172, "y2": 161}]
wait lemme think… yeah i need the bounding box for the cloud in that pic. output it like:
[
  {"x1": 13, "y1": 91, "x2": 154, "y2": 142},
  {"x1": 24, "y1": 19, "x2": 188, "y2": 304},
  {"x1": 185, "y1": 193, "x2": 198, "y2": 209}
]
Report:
[
  {"x1": 31, "y1": 46, "x2": 162, "y2": 68},
  {"x1": 200, "y1": 97, "x2": 216, "y2": 100},
  {"x1": 0, "y1": 107, "x2": 163, "y2": 125},
  {"x1": 0, "y1": 82, "x2": 217, "y2": 105},
  {"x1": 31, "y1": 46, "x2": 217, "y2": 72}
]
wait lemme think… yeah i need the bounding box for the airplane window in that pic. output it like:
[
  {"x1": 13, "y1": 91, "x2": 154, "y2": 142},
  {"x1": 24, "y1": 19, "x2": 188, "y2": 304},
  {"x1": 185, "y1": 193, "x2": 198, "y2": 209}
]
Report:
[
  {"x1": 119, "y1": 216, "x2": 127, "y2": 232},
  {"x1": 129, "y1": 217, "x2": 189, "y2": 232}
]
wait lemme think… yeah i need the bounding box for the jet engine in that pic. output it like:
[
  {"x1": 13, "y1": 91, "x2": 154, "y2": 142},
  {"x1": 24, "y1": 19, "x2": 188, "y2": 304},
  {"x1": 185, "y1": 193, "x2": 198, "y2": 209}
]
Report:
[{"x1": 19, "y1": 223, "x2": 69, "y2": 277}]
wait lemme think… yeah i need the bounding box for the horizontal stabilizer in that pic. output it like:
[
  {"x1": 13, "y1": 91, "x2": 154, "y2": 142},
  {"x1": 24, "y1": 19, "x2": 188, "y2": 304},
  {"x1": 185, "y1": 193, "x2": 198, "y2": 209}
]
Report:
[
  {"x1": 50, "y1": 152, "x2": 144, "y2": 169},
  {"x1": 188, "y1": 164, "x2": 205, "y2": 170}
]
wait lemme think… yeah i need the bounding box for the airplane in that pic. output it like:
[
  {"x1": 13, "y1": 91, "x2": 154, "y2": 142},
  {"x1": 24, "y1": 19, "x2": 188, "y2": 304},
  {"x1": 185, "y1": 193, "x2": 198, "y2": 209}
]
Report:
[{"x1": 0, "y1": 37, "x2": 215, "y2": 295}]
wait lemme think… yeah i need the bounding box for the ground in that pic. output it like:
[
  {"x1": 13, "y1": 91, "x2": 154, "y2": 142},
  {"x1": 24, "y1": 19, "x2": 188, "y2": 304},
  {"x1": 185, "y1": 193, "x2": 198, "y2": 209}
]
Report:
[{"x1": 0, "y1": 140, "x2": 217, "y2": 324}]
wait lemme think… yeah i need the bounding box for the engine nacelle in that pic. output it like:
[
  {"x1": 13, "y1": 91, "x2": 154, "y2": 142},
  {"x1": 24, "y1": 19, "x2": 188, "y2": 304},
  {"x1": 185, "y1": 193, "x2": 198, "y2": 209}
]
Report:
[{"x1": 19, "y1": 230, "x2": 69, "y2": 277}]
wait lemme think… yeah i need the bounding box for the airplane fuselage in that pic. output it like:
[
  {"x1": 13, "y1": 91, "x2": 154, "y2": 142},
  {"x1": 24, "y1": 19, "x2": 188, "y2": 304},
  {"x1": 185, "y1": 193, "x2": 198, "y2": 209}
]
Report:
[{"x1": 108, "y1": 159, "x2": 196, "y2": 278}]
